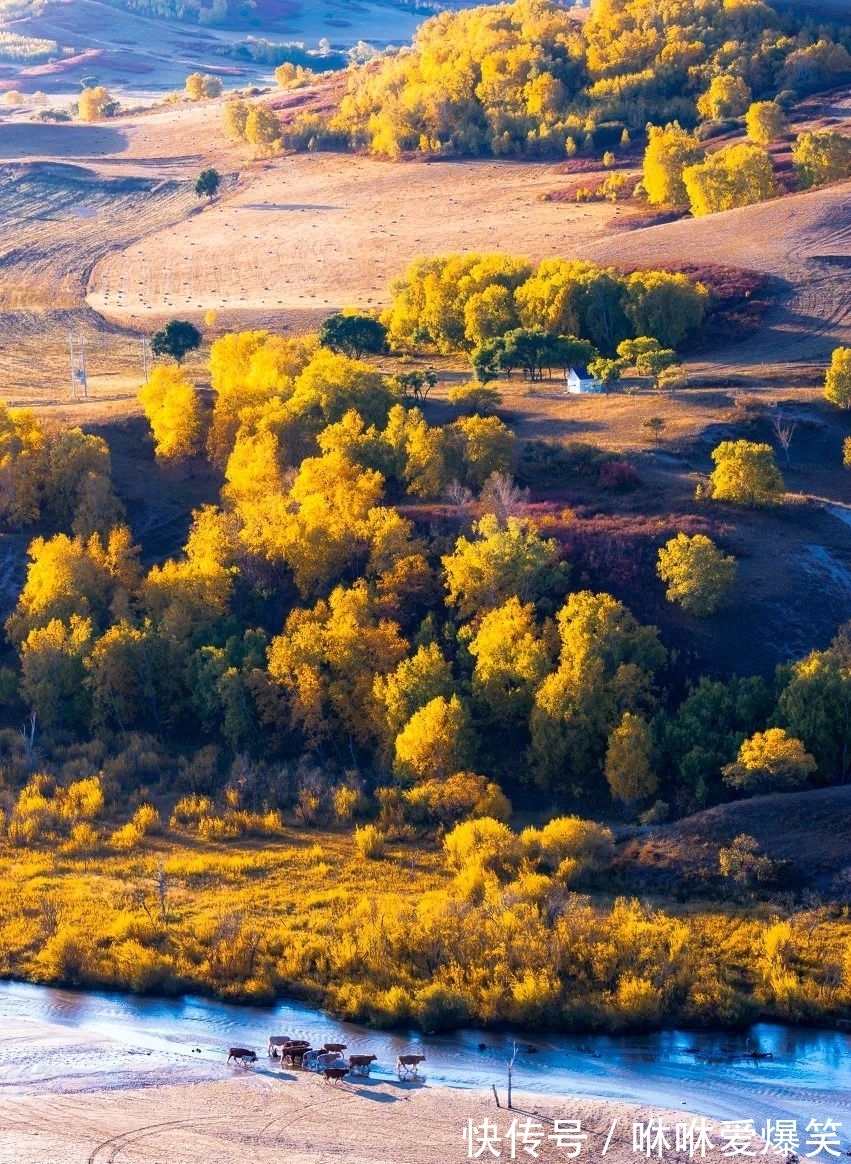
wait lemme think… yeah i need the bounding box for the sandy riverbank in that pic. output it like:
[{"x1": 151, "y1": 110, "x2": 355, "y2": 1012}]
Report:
[{"x1": 0, "y1": 1017, "x2": 722, "y2": 1163}]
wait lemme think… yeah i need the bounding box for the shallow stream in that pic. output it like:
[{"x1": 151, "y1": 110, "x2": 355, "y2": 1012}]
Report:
[{"x1": 1, "y1": 980, "x2": 850, "y2": 1138}]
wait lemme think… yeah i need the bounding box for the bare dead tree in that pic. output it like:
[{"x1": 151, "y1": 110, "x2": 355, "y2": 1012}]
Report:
[
  {"x1": 20, "y1": 713, "x2": 36, "y2": 769},
  {"x1": 480, "y1": 473, "x2": 530, "y2": 527},
  {"x1": 772, "y1": 409, "x2": 797, "y2": 467},
  {"x1": 155, "y1": 861, "x2": 168, "y2": 922},
  {"x1": 444, "y1": 479, "x2": 474, "y2": 509},
  {"x1": 507, "y1": 1040, "x2": 518, "y2": 1110}
]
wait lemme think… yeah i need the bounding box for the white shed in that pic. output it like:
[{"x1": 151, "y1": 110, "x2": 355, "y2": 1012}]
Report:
[{"x1": 566, "y1": 365, "x2": 603, "y2": 394}]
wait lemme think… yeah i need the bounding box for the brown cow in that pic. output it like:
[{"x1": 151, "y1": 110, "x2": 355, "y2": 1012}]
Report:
[
  {"x1": 281, "y1": 1043, "x2": 311, "y2": 1066},
  {"x1": 227, "y1": 1047, "x2": 257, "y2": 1065},
  {"x1": 324, "y1": 1066, "x2": 349, "y2": 1084},
  {"x1": 323, "y1": 1043, "x2": 347, "y2": 1053},
  {"x1": 348, "y1": 1053, "x2": 378, "y2": 1076},
  {"x1": 397, "y1": 1053, "x2": 425, "y2": 1078}
]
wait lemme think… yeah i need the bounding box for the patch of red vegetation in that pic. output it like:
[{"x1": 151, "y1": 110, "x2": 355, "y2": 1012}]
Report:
[{"x1": 19, "y1": 48, "x2": 102, "y2": 77}]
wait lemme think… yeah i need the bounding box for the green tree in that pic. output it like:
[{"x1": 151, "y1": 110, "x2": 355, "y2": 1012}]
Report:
[
  {"x1": 319, "y1": 313, "x2": 388, "y2": 359},
  {"x1": 195, "y1": 168, "x2": 220, "y2": 200},
  {"x1": 707, "y1": 440, "x2": 783, "y2": 507},
  {"x1": 745, "y1": 100, "x2": 786, "y2": 146},
  {"x1": 19, "y1": 615, "x2": 93, "y2": 729},
  {"x1": 722, "y1": 727, "x2": 816, "y2": 792},
  {"x1": 624, "y1": 272, "x2": 707, "y2": 348},
  {"x1": 665, "y1": 675, "x2": 773, "y2": 811},
  {"x1": 778, "y1": 634, "x2": 851, "y2": 783},
  {"x1": 656, "y1": 532, "x2": 737, "y2": 616},
  {"x1": 150, "y1": 320, "x2": 202, "y2": 364},
  {"x1": 530, "y1": 591, "x2": 666, "y2": 796},
  {"x1": 824, "y1": 347, "x2": 851, "y2": 409}
]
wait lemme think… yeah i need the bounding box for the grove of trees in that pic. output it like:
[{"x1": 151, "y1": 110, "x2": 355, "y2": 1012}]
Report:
[
  {"x1": 304, "y1": 0, "x2": 851, "y2": 160},
  {"x1": 383, "y1": 253, "x2": 709, "y2": 360}
]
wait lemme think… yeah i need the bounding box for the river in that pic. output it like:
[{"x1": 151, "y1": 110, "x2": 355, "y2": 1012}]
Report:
[{"x1": 1, "y1": 980, "x2": 850, "y2": 1139}]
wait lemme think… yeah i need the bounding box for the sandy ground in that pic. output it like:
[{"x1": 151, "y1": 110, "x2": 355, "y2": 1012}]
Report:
[{"x1": 0, "y1": 1018, "x2": 744, "y2": 1164}]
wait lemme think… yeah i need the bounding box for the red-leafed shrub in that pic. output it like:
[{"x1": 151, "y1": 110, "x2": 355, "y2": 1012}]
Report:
[{"x1": 599, "y1": 459, "x2": 641, "y2": 492}]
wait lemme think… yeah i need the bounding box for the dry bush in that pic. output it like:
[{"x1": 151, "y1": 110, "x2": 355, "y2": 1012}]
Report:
[{"x1": 354, "y1": 823, "x2": 386, "y2": 859}]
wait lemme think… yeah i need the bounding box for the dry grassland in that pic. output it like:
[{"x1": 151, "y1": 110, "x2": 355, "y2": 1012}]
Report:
[{"x1": 88, "y1": 152, "x2": 620, "y2": 323}]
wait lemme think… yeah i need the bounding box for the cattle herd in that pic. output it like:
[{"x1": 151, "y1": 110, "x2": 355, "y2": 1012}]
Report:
[{"x1": 225, "y1": 1038, "x2": 426, "y2": 1084}]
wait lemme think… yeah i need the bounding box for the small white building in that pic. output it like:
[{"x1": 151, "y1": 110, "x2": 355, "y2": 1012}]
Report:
[{"x1": 566, "y1": 365, "x2": 603, "y2": 394}]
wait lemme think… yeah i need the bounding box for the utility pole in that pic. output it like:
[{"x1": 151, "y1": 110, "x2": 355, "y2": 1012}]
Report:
[
  {"x1": 141, "y1": 336, "x2": 149, "y2": 382},
  {"x1": 68, "y1": 332, "x2": 76, "y2": 398},
  {"x1": 79, "y1": 334, "x2": 87, "y2": 398},
  {"x1": 69, "y1": 333, "x2": 88, "y2": 399}
]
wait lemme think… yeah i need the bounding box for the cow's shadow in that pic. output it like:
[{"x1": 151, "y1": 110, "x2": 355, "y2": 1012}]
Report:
[{"x1": 352, "y1": 1088, "x2": 397, "y2": 1102}]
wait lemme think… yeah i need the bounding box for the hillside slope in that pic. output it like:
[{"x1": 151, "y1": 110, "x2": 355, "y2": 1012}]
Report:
[
  {"x1": 619, "y1": 785, "x2": 851, "y2": 894},
  {"x1": 579, "y1": 182, "x2": 851, "y2": 380}
]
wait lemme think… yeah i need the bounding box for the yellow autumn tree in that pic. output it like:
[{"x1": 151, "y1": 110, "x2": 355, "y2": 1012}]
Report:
[
  {"x1": 78, "y1": 86, "x2": 116, "y2": 122},
  {"x1": 722, "y1": 728, "x2": 816, "y2": 793},
  {"x1": 467, "y1": 597, "x2": 551, "y2": 723},
  {"x1": 707, "y1": 441, "x2": 783, "y2": 507},
  {"x1": 683, "y1": 143, "x2": 779, "y2": 216},
  {"x1": 6, "y1": 529, "x2": 139, "y2": 645},
  {"x1": 244, "y1": 105, "x2": 281, "y2": 150},
  {"x1": 138, "y1": 364, "x2": 206, "y2": 458},
  {"x1": 267, "y1": 580, "x2": 408, "y2": 746},
  {"x1": 696, "y1": 74, "x2": 751, "y2": 121},
  {"x1": 140, "y1": 506, "x2": 236, "y2": 640},
  {"x1": 19, "y1": 614, "x2": 93, "y2": 729},
  {"x1": 642, "y1": 123, "x2": 705, "y2": 207},
  {"x1": 442, "y1": 514, "x2": 566, "y2": 621},
  {"x1": 604, "y1": 711, "x2": 657, "y2": 805},
  {"x1": 374, "y1": 642, "x2": 455, "y2": 745},
  {"x1": 394, "y1": 694, "x2": 472, "y2": 783},
  {"x1": 0, "y1": 404, "x2": 44, "y2": 528},
  {"x1": 656, "y1": 532, "x2": 737, "y2": 616},
  {"x1": 745, "y1": 100, "x2": 786, "y2": 146}
]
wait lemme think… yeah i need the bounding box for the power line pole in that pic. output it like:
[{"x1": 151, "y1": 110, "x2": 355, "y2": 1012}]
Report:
[
  {"x1": 68, "y1": 332, "x2": 88, "y2": 399},
  {"x1": 79, "y1": 334, "x2": 87, "y2": 398},
  {"x1": 68, "y1": 332, "x2": 76, "y2": 398},
  {"x1": 141, "y1": 336, "x2": 149, "y2": 382}
]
